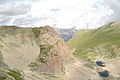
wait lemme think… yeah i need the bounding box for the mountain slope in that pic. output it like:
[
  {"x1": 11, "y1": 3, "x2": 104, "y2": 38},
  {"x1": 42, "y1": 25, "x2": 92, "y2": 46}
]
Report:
[
  {"x1": 0, "y1": 26, "x2": 101, "y2": 80},
  {"x1": 68, "y1": 21, "x2": 120, "y2": 61},
  {"x1": 0, "y1": 26, "x2": 71, "y2": 80},
  {"x1": 68, "y1": 21, "x2": 120, "y2": 79}
]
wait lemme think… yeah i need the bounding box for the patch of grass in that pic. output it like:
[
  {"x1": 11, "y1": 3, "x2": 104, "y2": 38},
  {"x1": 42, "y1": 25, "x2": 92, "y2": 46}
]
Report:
[
  {"x1": 32, "y1": 28, "x2": 41, "y2": 38},
  {"x1": 7, "y1": 69, "x2": 23, "y2": 80},
  {"x1": 29, "y1": 44, "x2": 54, "y2": 67},
  {"x1": 0, "y1": 76, "x2": 6, "y2": 80},
  {"x1": 0, "y1": 69, "x2": 12, "y2": 80},
  {"x1": 38, "y1": 44, "x2": 53, "y2": 63}
]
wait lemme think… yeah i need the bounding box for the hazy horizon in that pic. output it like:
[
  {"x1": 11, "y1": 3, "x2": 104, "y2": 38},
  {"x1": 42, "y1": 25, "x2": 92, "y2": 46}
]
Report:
[{"x1": 0, "y1": 0, "x2": 120, "y2": 29}]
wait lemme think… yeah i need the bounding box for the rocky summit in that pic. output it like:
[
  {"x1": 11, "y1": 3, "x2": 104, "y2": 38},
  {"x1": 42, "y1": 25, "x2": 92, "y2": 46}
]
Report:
[{"x1": 0, "y1": 26, "x2": 101, "y2": 80}]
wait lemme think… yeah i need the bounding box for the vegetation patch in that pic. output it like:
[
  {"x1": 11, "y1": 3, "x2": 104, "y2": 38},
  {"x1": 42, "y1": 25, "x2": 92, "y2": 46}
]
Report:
[
  {"x1": 29, "y1": 44, "x2": 54, "y2": 68},
  {"x1": 38, "y1": 44, "x2": 53, "y2": 63},
  {"x1": 68, "y1": 22, "x2": 120, "y2": 62},
  {"x1": 7, "y1": 69, "x2": 24, "y2": 80},
  {"x1": 32, "y1": 28, "x2": 41, "y2": 38},
  {"x1": 0, "y1": 69, "x2": 13, "y2": 80}
]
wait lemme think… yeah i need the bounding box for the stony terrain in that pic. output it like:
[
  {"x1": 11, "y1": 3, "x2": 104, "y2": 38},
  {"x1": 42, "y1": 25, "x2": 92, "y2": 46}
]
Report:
[{"x1": 0, "y1": 26, "x2": 101, "y2": 80}]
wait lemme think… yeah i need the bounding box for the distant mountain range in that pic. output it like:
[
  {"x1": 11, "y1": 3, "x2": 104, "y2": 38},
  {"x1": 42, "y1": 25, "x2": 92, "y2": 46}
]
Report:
[{"x1": 54, "y1": 27, "x2": 76, "y2": 42}]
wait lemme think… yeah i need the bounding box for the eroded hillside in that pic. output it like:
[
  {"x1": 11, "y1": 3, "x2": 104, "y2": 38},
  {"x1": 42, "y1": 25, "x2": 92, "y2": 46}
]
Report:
[{"x1": 0, "y1": 26, "x2": 101, "y2": 80}]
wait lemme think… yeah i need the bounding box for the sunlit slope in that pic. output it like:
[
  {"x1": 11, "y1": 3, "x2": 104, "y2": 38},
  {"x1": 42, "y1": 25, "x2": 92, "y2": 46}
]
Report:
[
  {"x1": 68, "y1": 21, "x2": 120, "y2": 62},
  {"x1": 0, "y1": 26, "x2": 101, "y2": 80}
]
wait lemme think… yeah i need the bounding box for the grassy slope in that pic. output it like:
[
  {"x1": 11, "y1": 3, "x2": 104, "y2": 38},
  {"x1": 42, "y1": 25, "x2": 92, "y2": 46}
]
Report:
[{"x1": 68, "y1": 21, "x2": 120, "y2": 62}]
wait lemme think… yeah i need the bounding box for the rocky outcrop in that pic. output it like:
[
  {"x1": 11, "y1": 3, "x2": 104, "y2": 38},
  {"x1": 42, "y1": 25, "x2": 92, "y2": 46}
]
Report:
[
  {"x1": 30, "y1": 26, "x2": 71, "y2": 75},
  {"x1": 0, "y1": 26, "x2": 72, "y2": 80},
  {"x1": 0, "y1": 26, "x2": 101, "y2": 80}
]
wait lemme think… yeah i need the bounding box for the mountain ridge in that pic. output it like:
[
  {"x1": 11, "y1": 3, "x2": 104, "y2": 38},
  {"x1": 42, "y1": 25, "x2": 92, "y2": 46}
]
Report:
[
  {"x1": 68, "y1": 21, "x2": 120, "y2": 79},
  {"x1": 0, "y1": 25, "x2": 101, "y2": 80}
]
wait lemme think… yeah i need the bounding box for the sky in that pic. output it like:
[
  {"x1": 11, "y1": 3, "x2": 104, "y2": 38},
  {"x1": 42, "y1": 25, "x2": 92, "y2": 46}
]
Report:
[{"x1": 0, "y1": 0, "x2": 120, "y2": 29}]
